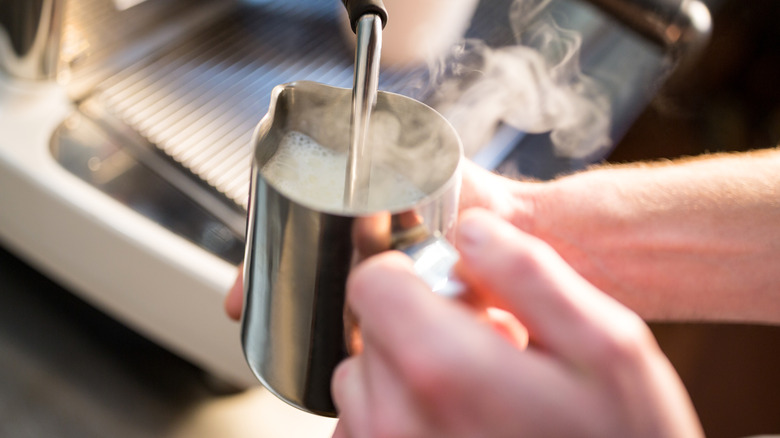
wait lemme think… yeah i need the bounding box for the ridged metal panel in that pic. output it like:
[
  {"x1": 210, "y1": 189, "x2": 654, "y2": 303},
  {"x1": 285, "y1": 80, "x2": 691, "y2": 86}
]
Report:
[
  {"x1": 62, "y1": 0, "x2": 220, "y2": 74},
  {"x1": 87, "y1": 0, "x2": 518, "y2": 209},
  {"x1": 93, "y1": 1, "x2": 431, "y2": 208}
]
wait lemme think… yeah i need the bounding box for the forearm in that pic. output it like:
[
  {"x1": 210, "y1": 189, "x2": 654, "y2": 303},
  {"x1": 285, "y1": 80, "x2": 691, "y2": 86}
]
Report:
[{"x1": 519, "y1": 148, "x2": 780, "y2": 323}]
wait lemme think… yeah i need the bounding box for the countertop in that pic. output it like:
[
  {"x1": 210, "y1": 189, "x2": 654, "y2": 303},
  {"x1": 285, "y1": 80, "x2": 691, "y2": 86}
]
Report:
[{"x1": 0, "y1": 244, "x2": 336, "y2": 438}]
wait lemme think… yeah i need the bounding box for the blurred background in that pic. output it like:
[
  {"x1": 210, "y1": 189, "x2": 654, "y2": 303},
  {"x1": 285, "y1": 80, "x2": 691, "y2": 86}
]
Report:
[
  {"x1": 608, "y1": 0, "x2": 780, "y2": 436},
  {"x1": 1, "y1": 0, "x2": 779, "y2": 437}
]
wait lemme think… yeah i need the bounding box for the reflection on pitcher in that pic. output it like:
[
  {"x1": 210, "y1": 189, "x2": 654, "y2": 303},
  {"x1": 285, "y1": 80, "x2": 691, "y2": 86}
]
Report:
[{"x1": 241, "y1": 81, "x2": 462, "y2": 416}]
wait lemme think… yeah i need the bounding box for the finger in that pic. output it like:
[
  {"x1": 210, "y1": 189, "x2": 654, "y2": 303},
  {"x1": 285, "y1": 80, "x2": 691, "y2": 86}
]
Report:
[
  {"x1": 331, "y1": 358, "x2": 369, "y2": 437},
  {"x1": 346, "y1": 252, "x2": 522, "y2": 395},
  {"x1": 359, "y1": 339, "x2": 425, "y2": 436},
  {"x1": 334, "y1": 319, "x2": 428, "y2": 437},
  {"x1": 346, "y1": 252, "x2": 597, "y2": 433},
  {"x1": 466, "y1": 295, "x2": 530, "y2": 349},
  {"x1": 460, "y1": 160, "x2": 534, "y2": 229},
  {"x1": 481, "y1": 307, "x2": 529, "y2": 350},
  {"x1": 455, "y1": 208, "x2": 632, "y2": 361},
  {"x1": 351, "y1": 213, "x2": 392, "y2": 259},
  {"x1": 346, "y1": 252, "x2": 478, "y2": 362},
  {"x1": 224, "y1": 263, "x2": 244, "y2": 321},
  {"x1": 331, "y1": 421, "x2": 348, "y2": 438},
  {"x1": 460, "y1": 160, "x2": 512, "y2": 215}
]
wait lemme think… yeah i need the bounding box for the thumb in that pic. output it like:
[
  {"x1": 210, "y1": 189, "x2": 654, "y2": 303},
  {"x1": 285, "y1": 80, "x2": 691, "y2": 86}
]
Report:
[{"x1": 455, "y1": 208, "x2": 618, "y2": 361}]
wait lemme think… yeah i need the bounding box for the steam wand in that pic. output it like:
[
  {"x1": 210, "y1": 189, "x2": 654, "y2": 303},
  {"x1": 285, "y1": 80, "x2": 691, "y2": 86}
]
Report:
[{"x1": 341, "y1": 0, "x2": 387, "y2": 209}]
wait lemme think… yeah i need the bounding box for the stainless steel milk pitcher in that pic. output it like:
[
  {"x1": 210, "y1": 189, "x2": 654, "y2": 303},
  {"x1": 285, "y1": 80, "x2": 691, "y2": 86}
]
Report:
[{"x1": 241, "y1": 81, "x2": 462, "y2": 416}]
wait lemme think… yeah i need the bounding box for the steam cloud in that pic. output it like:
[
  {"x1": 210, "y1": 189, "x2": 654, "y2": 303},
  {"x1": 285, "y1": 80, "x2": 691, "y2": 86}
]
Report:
[{"x1": 423, "y1": 0, "x2": 612, "y2": 159}]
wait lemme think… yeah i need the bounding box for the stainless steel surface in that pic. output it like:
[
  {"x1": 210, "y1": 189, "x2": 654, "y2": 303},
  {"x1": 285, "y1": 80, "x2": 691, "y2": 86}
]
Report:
[
  {"x1": 50, "y1": 111, "x2": 246, "y2": 264},
  {"x1": 0, "y1": 0, "x2": 228, "y2": 82},
  {"x1": 241, "y1": 81, "x2": 461, "y2": 416},
  {"x1": 61, "y1": 0, "x2": 233, "y2": 96},
  {"x1": 492, "y1": 0, "x2": 672, "y2": 178},
  {"x1": 86, "y1": 1, "x2": 423, "y2": 210},
  {"x1": 345, "y1": 13, "x2": 382, "y2": 209},
  {"x1": 584, "y1": 0, "x2": 711, "y2": 60},
  {"x1": 400, "y1": 233, "x2": 465, "y2": 299},
  {"x1": 0, "y1": 0, "x2": 64, "y2": 80}
]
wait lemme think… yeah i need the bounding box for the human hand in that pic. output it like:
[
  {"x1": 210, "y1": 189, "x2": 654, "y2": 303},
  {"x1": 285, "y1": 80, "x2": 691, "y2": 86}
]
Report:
[
  {"x1": 224, "y1": 263, "x2": 244, "y2": 321},
  {"x1": 330, "y1": 208, "x2": 702, "y2": 438}
]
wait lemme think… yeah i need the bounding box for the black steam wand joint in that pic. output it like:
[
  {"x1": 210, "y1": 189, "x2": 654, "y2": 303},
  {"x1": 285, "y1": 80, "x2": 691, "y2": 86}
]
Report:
[{"x1": 342, "y1": 0, "x2": 388, "y2": 32}]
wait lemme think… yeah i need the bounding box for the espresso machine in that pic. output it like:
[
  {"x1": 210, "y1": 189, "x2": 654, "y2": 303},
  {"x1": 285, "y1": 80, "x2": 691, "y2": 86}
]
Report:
[{"x1": 0, "y1": 0, "x2": 711, "y2": 388}]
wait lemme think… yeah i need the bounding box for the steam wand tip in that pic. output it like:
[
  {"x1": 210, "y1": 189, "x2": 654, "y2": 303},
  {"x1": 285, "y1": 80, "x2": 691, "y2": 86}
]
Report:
[{"x1": 342, "y1": 0, "x2": 388, "y2": 32}]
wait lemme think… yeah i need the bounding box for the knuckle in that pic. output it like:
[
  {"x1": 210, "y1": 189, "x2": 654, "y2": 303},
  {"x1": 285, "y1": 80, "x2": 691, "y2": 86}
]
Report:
[
  {"x1": 397, "y1": 346, "x2": 458, "y2": 403},
  {"x1": 588, "y1": 313, "x2": 657, "y2": 369},
  {"x1": 501, "y1": 237, "x2": 549, "y2": 278}
]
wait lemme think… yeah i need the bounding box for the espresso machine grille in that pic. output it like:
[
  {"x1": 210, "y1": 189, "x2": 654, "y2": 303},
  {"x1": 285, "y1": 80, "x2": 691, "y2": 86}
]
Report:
[
  {"x1": 69, "y1": 0, "x2": 514, "y2": 214},
  {"x1": 87, "y1": 3, "x2": 419, "y2": 209}
]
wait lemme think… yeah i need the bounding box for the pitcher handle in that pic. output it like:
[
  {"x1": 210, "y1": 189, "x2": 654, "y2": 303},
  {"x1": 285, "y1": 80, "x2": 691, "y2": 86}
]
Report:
[{"x1": 400, "y1": 233, "x2": 465, "y2": 299}]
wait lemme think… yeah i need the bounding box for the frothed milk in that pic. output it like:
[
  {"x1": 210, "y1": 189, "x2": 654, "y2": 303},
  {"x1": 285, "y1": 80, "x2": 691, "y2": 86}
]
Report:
[{"x1": 262, "y1": 131, "x2": 425, "y2": 212}]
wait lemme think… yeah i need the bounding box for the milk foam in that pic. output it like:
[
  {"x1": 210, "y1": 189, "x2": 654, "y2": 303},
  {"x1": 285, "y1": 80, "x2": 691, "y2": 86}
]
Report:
[{"x1": 262, "y1": 131, "x2": 425, "y2": 212}]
